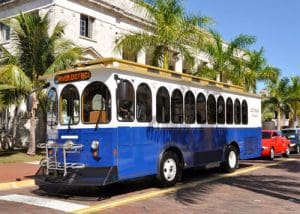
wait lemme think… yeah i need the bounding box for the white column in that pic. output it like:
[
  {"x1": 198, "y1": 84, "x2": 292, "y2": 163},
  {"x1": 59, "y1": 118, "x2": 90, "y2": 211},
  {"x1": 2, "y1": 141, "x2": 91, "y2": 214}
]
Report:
[
  {"x1": 137, "y1": 49, "x2": 146, "y2": 64},
  {"x1": 174, "y1": 55, "x2": 183, "y2": 73}
]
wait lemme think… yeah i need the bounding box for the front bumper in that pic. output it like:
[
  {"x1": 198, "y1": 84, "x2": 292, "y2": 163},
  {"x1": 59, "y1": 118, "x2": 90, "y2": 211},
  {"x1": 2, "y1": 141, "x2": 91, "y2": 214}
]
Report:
[{"x1": 35, "y1": 166, "x2": 118, "y2": 186}]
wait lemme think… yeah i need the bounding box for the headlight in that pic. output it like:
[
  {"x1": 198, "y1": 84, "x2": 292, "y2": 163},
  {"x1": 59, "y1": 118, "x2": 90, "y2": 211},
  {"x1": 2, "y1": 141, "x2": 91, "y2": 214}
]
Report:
[
  {"x1": 47, "y1": 140, "x2": 56, "y2": 147},
  {"x1": 262, "y1": 146, "x2": 269, "y2": 150},
  {"x1": 64, "y1": 140, "x2": 74, "y2": 150},
  {"x1": 91, "y1": 140, "x2": 100, "y2": 150}
]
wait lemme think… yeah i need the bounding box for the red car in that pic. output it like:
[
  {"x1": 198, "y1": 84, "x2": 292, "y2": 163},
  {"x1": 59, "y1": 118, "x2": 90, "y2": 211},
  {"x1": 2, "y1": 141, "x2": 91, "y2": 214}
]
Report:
[{"x1": 261, "y1": 130, "x2": 291, "y2": 160}]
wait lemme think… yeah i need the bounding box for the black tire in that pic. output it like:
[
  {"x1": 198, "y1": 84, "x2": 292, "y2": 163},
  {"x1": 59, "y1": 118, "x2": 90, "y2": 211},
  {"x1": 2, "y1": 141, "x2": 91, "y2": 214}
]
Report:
[
  {"x1": 296, "y1": 145, "x2": 300, "y2": 154},
  {"x1": 283, "y1": 146, "x2": 290, "y2": 158},
  {"x1": 157, "y1": 151, "x2": 182, "y2": 187},
  {"x1": 269, "y1": 148, "x2": 275, "y2": 160},
  {"x1": 220, "y1": 146, "x2": 239, "y2": 173}
]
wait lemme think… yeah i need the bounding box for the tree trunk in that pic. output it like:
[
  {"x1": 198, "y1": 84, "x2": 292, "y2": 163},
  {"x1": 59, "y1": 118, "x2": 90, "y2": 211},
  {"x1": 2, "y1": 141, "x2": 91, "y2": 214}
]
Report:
[
  {"x1": 11, "y1": 105, "x2": 19, "y2": 150},
  {"x1": 27, "y1": 92, "x2": 38, "y2": 155},
  {"x1": 276, "y1": 111, "x2": 281, "y2": 131},
  {"x1": 163, "y1": 48, "x2": 169, "y2": 70}
]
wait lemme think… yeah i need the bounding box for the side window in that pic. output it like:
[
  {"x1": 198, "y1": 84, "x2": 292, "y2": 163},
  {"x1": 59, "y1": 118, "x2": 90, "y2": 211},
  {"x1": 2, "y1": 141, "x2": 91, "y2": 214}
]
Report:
[
  {"x1": 156, "y1": 87, "x2": 170, "y2": 123},
  {"x1": 60, "y1": 85, "x2": 80, "y2": 125},
  {"x1": 185, "y1": 91, "x2": 195, "y2": 124},
  {"x1": 117, "y1": 80, "x2": 135, "y2": 122},
  {"x1": 207, "y1": 95, "x2": 216, "y2": 124},
  {"x1": 226, "y1": 98, "x2": 233, "y2": 124},
  {"x1": 137, "y1": 83, "x2": 152, "y2": 122},
  {"x1": 196, "y1": 93, "x2": 206, "y2": 124},
  {"x1": 234, "y1": 99, "x2": 241, "y2": 124},
  {"x1": 171, "y1": 89, "x2": 183, "y2": 124},
  {"x1": 217, "y1": 96, "x2": 225, "y2": 124},
  {"x1": 82, "y1": 82, "x2": 111, "y2": 124},
  {"x1": 272, "y1": 132, "x2": 278, "y2": 137},
  {"x1": 242, "y1": 100, "x2": 248, "y2": 124}
]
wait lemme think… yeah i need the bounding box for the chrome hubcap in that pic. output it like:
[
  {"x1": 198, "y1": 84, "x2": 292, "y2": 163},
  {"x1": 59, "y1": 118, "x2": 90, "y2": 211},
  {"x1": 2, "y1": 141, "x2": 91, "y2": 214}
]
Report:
[
  {"x1": 228, "y1": 151, "x2": 237, "y2": 169},
  {"x1": 163, "y1": 158, "x2": 177, "y2": 181},
  {"x1": 270, "y1": 149, "x2": 274, "y2": 159},
  {"x1": 286, "y1": 147, "x2": 290, "y2": 156}
]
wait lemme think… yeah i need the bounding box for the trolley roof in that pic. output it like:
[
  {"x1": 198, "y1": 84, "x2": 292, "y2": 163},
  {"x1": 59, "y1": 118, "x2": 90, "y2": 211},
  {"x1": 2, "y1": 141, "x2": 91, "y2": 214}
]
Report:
[{"x1": 40, "y1": 57, "x2": 261, "y2": 98}]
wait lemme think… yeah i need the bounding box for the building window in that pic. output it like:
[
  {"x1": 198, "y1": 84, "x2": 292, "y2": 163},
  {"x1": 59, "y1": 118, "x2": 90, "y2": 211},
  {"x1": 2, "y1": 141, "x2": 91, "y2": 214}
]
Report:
[
  {"x1": 217, "y1": 96, "x2": 225, "y2": 124},
  {"x1": 117, "y1": 80, "x2": 135, "y2": 122},
  {"x1": 226, "y1": 98, "x2": 233, "y2": 124},
  {"x1": 196, "y1": 93, "x2": 206, "y2": 124},
  {"x1": 82, "y1": 82, "x2": 111, "y2": 124},
  {"x1": 1, "y1": 23, "x2": 10, "y2": 42},
  {"x1": 242, "y1": 100, "x2": 248, "y2": 124},
  {"x1": 234, "y1": 99, "x2": 241, "y2": 124},
  {"x1": 80, "y1": 14, "x2": 94, "y2": 38},
  {"x1": 156, "y1": 87, "x2": 170, "y2": 123},
  {"x1": 185, "y1": 91, "x2": 195, "y2": 124},
  {"x1": 207, "y1": 95, "x2": 216, "y2": 124},
  {"x1": 171, "y1": 89, "x2": 183, "y2": 124},
  {"x1": 136, "y1": 83, "x2": 152, "y2": 122}
]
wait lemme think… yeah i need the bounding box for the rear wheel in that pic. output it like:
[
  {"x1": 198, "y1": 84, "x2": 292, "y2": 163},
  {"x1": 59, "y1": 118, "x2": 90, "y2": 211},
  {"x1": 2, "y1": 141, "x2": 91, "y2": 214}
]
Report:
[
  {"x1": 296, "y1": 145, "x2": 300, "y2": 154},
  {"x1": 158, "y1": 151, "x2": 182, "y2": 187},
  {"x1": 283, "y1": 146, "x2": 290, "y2": 158},
  {"x1": 269, "y1": 148, "x2": 275, "y2": 160},
  {"x1": 221, "y1": 146, "x2": 239, "y2": 173}
]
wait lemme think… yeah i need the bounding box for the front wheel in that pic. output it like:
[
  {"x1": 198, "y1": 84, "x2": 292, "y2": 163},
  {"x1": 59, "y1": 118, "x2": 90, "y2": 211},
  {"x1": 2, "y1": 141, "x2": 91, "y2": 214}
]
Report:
[
  {"x1": 221, "y1": 146, "x2": 239, "y2": 173},
  {"x1": 158, "y1": 151, "x2": 182, "y2": 187}
]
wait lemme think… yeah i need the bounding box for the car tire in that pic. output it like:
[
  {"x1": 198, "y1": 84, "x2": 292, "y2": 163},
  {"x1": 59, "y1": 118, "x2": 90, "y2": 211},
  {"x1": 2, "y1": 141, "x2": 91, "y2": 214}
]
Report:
[
  {"x1": 283, "y1": 146, "x2": 290, "y2": 158},
  {"x1": 158, "y1": 151, "x2": 182, "y2": 187},
  {"x1": 269, "y1": 148, "x2": 275, "y2": 160},
  {"x1": 296, "y1": 145, "x2": 300, "y2": 154},
  {"x1": 221, "y1": 146, "x2": 239, "y2": 173}
]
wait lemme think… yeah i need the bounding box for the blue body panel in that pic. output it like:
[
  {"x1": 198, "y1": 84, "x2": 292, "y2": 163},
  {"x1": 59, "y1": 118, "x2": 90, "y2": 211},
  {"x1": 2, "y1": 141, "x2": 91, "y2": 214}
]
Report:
[{"x1": 56, "y1": 126, "x2": 261, "y2": 181}]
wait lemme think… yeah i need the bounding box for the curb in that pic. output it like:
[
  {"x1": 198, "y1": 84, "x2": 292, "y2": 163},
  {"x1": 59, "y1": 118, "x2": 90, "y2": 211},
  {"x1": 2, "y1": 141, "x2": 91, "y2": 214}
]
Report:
[{"x1": 0, "y1": 179, "x2": 35, "y2": 191}]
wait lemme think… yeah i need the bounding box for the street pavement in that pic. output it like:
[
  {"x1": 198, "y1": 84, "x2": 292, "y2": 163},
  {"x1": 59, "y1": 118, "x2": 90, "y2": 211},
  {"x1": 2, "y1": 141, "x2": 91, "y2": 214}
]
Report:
[{"x1": 0, "y1": 155, "x2": 299, "y2": 214}]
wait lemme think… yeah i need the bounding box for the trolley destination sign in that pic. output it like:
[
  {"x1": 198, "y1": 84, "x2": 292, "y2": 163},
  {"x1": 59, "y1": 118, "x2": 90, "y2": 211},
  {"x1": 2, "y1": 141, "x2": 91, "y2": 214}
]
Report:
[{"x1": 54, "y1": 70, "x2": 91, "y2": 84}]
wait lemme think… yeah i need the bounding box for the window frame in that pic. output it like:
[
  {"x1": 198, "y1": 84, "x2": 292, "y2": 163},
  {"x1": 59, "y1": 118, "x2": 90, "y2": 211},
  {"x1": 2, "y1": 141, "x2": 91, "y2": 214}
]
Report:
[
  {"x1": 156, "y1": 86, "x2": 170, "y2": 123},
  {"x1": 184, "y1": 91, "x2": 195, "y2": 124},
  {"x1": 80, "y1": 14, "x2": 94, "y2": 38},
  {"x1": 46, "y1": 87, "x2": 58, "y2": 128},
  {"x1": 242, "y1": 100, "x2": 248, "y2": 125},
  {"x1": 226, "y1": 97, "x2": 233, "y2": 124},
  {"x1": 171, "y1": 89, "x2": 183, "y2": 124},
  {"x1": 207, "y1": 94, "x2": 216, "y2": 124},
  {"x1": 234, "y1": 99, "x2": 241, "y2": 124},
  {"x1": 116, "y1": 79, "x2": 135, "y2": 122},
  {"x1": 217, "y1": 96, "x2": 225, "y2": 124},
  {"x1": 59, "y1": 84, "x2": 80, "y2": 125},
  {"x1": 136, "y1": 83, "x2": 152, "y2": 122},
  {"x1": 81, "y1": 81, "x2": 111, "y2": 124},
  {"x1": 196, "y1": 93, "x2": 206, "y2": 124}
]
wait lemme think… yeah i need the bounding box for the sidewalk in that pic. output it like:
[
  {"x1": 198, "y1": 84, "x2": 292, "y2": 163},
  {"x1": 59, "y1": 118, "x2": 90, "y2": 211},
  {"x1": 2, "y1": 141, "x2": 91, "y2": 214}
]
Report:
[{"x1": 0, "y1": 162, "x2": 39, "y2": 183}]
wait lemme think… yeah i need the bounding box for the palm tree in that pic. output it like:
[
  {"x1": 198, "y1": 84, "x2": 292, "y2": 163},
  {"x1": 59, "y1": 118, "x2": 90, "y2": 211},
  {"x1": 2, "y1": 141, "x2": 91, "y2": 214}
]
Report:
[
  {"x1": 116, "y1": 0, "x2": 213, "y2": 69},
  {"x1": 0, "y1": 12, "x2": 82, "y2": 154},
  {"x1": 263, "y1": 78, "x2": 291, "y2": 130},
  {"x1": 196, "y1": 30, "x2": 256, "y2": 82},
  {"x1": 287, "y1": 76, "x2": 300, "y2": 128},
  {"x1": 242, "y1": 48, "x2": 279, "y2": 93}
]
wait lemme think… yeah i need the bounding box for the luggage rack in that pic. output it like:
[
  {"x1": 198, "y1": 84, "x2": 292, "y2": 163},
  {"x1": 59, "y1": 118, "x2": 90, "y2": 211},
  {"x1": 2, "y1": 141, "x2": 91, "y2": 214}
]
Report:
[{"x1": 42, "y1": 143, "x2": 85, "y2": 176}]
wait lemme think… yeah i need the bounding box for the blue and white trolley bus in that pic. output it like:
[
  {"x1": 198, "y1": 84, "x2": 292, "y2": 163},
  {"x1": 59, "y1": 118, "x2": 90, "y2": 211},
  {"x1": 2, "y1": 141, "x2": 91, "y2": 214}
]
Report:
[{"x1": 35, "y1": 58, "x2": 262, "y2": 187}]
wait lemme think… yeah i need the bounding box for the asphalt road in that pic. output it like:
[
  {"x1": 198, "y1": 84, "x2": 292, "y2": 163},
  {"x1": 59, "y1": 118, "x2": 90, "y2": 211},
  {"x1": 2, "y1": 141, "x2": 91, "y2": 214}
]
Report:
[{"x1": 0, "y1": 155, "x2": 299, "y2": 214}]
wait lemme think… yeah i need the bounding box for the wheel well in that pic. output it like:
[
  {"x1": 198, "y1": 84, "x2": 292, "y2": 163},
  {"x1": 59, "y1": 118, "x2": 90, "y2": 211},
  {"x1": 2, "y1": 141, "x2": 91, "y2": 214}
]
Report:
[
  {"x1": 164, "y1": 147, "x2": 184, "y2": 167},
  {"x1": 228, "y1": 141, "x2": 240, "y2": 156}
]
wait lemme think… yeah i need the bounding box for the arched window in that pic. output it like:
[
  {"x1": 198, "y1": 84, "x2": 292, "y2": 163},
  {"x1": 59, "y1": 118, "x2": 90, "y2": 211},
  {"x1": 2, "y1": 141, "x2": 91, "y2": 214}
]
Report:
[
  {"x1": 226, "y1": 98, "x2": 233, "y2": 124},
  {"x1": 171, "y1": 89, "x2": 183, "y2": 124},
  {"x1": 117, "y1": 80, "x2": 135, "y2": 122},
  {"x1": 60, "y1": 85, "x2": 80, "y2": 125},
  {"x1": 207, "y1": 95, "x2": 216, "y2": 124},
  {"x1": 156, "y1": 87, "x2": 170, "y2": 123},
  {"x1": 242, "y1": 100, "x2": 248, "y2": 124},
  {"x1": 234, "y1": 99, "x2": 241, "y2": 124},
  {"x1": 196, "y1": 93, "x2": 206, "y2": 124},
  {"x1": 82, "y1": 82, "x2": 111, "y2": 124},
  {"x1": 217, "y1": 96, "x2": 225, "y2": 124},
  {"x1": 46, "y1": 88, "x2": 58, "y2": 127},
  {"x1": 185, "y1": 91, "x2": 195, "y2": 124},
  {"x1": 137, "y1": 83, "x2": 152, "y2": 122}
]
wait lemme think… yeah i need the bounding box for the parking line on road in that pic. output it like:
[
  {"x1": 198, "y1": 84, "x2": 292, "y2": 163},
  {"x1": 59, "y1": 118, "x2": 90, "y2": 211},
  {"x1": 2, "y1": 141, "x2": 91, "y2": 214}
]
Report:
[
  {"x1": 73, "y1": 158, "x2": 298, "y2": 214},
  {"x1": 0, "y1": 179, "x2": 34, "y2": 191},
  {"x1": 0, "y1": 194, "x2": 88, "y2": 212}
]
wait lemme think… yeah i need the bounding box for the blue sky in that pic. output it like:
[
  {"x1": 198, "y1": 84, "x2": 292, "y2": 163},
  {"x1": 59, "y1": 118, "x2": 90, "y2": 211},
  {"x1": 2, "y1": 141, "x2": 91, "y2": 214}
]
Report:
[{"x1": 184, "y1": 0, "x2": 300, "y2": 90}]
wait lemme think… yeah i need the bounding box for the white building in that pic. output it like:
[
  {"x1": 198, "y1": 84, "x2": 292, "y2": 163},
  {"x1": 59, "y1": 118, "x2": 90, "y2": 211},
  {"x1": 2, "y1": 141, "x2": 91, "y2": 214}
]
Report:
[{"x1": 0, "y1": 0, "x2": 210, "y2": 73}]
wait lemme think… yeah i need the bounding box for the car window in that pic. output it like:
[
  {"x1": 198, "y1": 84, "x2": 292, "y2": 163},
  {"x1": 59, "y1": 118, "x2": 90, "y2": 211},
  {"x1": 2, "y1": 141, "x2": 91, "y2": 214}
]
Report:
[
  {"x1": 262, "y1": 132, "x2": 271, "y2": 139},
  {"x1": 272, "y1": 132, "x2": 278, "y2": 137}
]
